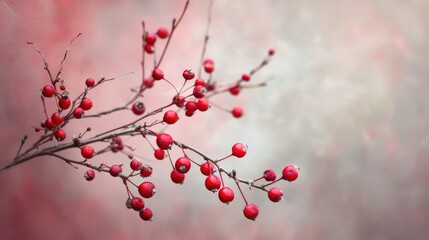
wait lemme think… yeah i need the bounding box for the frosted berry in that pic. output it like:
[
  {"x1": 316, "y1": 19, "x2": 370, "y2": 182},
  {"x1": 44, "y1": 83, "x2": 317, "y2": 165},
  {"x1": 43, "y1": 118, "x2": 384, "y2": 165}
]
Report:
[
  {"x1": 130, "y1": 159, "x2": 142, "y2": 171},
  {"x1": 140, "y1": 165, "x2": 153, "y2": 177},
  {"x1": 175, "y1": 157, "x2": 191, "y2": 173},
  {"x1": 194, "y1": 78, "x2": 206, "y2": 87},
  {"x1": 84, "y1": 170, "x2": 95, "y2": 181},
  {"x1": 185, "y1": 101, "x2": 198, "y2": 112},
  {"x1": 218, "y1": 187, "x2": 234, "y2": 204},
  {"x1": 243, "y1": 204, "x2": 259, "y2": 220},
  {"x1": 81, "y1": 145, "x2": 94, "y2": 159},
  {"x1": 73, "y1": 107, "x2": 84, "y2": 119},
  {"x1": 268, "y1": 187, "x2": 283, "y2": 202},
  {"x1": 144, "y1": 44, "x2": 154, "y2": 54},
  {"x1": 197, "y1": 98, "x2": 209, "y2": 112},
  {"x1": 139, "y1": 208, "x2": 153, "y2": 221},
  {"x1": 200, "y1": 161, "x2": 214, "y2": 176},
  {"x1": 205, "y1": 175, "x2": 221, "y2": 192},
  {"x1": 109, "y1": 164, "x2": 122, "y2": 177},
  {"x1": 132, "y1": 102, "x2": 146, "y2": 115},
  {"x1": 229, "y1": 86, "x2": 240, "y2": 96},
  {"x1": 170, "y1": 169, "x2": 185, "y2": 184},
  {"x1": 156, "y1": 27, "x2": 169, "y2": 39},
  {"x1": 156, "y1": 133, "x2": 173, "y2": 150},
  {"x1": 143, "y1": 77, "x2": 154, "y2": 88},
  {"x1": 138, "y1": 181, "x2": 156, "y2": 198},
  {"x1": 193, "y1": 85, "x2": 206, "y2": 98},
  {"x1": 163, "y1": 110, "x2": 179, "y2": 124},
  {"x1": 231, "y1": 107, "x2": 243, "y2": 118},
  {"x1": 152, "y1": 68, "x2": 164, "y2": 80},
  {"x1": 59, "y1": 96, "x2": 71, "y2": 110},
  {"x1": 282, "y1": 165, "x2": 299, "y2": 182},
  {"x1": 241, "y1": 73, "x2": 251, "y2": 81},
  {"x1": 263, "y1": 169, "x2": 276, "y2": 181},
  {"x1": 154, "y1": 149, "x2": 165, "y2": 160},
  {"x1": 131, "y1": 197, "x2": 145, "y2": 211},
  {"x1": 51, "y1": 112, "x2": 64, "y2": 125},
  {"x1": 44, "y1": 118, "x2": 56, "y2": 130},
  {"x1": 80, "y1": 98, "x2": 92, "y2": 110},
  {"x1": 41, "y1": 85, "x2": 55, "y2": 97},
  {"x1": 54, "y1": 128, "x2": 66, "y2": 141},
  {"x1": 182, "y1": 69, "x2": 195, "y2": 80},
  {"x1": 85, "y1": 77, "x2": 95, "y2": 87},
  {"x1": 232, "y1": 143, "x2": 247, "y2": 158}
]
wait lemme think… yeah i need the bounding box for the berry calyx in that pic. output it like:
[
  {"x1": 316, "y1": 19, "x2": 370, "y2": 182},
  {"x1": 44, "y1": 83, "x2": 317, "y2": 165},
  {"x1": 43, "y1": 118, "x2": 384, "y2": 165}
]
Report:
[
  {"x1": 218, "y1": 187, "x2": 234, "y2": 204},
  {"x1": 231, "y1": 107, "x2": 243, "y2": 118},
  {"x1": 59, "y1": 96, "x2": 71, "y2": 110},
  {"x1": 51, "y1": 112, "x2": 64, "y2": 125},
  {"x1": 81, "y1": 145, "x2": 94, "y2": 159},
  {"x1": 268, "y1": 187, "x2": 283, "y2": 202},
  {"x1": 84, "y1": 170, "x2": 95, "y2": 181},
  {"x1": 197, "y1": 98, "x2": 209, "y2": 112},
  {"x1": 205, "y1": 175, "x2": 221, "y2": 192},
  {"x1": 200, "y1": 161, "x2": 214, "y2": 176},
  {"x1": 73, "y1": 107, "x2": 85, "y2": 119},
  {"x1": 170, "y1": 169, "x2": 185, "y2": 184},
  {"x1": 263, "y1": 169, "x2": 276, "y2": 181},
  {"x1": 243, "y1": 204, "x2": 259, "y2": 220},
  {"x1": 41, "y1": 85, "x2": 55, "y2": 97},
  {"x1": 175, "y1": 157, "x2": 191, "y2": 173},
  {"x1": 241, "y1": 73, "x2": 251, "y2": 81},
  {"x1": 44, "y1": 118, "x2": 56, "y2": 130},
  {"x1": 156, "y1": 133, "x2": 173, "y2": 150},
  {"x1": 232, "y1": 143, "x2": 247, "y2": 158},
  {"x1": 156, "y1": 27, "x2": 169, "y2": 39},
  {"x1": 140, "y1": 165, "x2": 153, "y2": 177},
  {"x1": 131, "y1": 197, "x2": 145, "y2": 211},
  {"x1": 139, "y1": 208, "x2": 153, "y2": 221},
  {"x1": 80, "y1": 98, "x2": 93, "y2": 110},
  {"x1": 54, "y1": 128, "x2": 66, "y2": 141},
  {"x1": 109, "y1": 164, "x2": 122, "y2": 177},
  {"x1": 182, "y1": 69, "x2": 195, "y2": 80},
  {"x1": 130, "y1": 159, "x2": 142, "y2": 171},
  {"x1": 132, "y1": 102, "x2": 146, "y2": 115},
  {"x1": 193, "y1": 85, "x2": 206, "y2": 98},
  {"x1": 282, "y1": 165, "x2": 299, "y2": 182},
  {"x1": 138, "y1": 181, "x2": 156, "y2": 198},
  {"x1": 85, "y1": 77, "x2": 95, "y2": 87},
  {"x1": 163, "y1": 110, "x2": 179, "y2": 124},
  {"x1": 152, "y1": 68, "x2": 164, "y2": 80},
  {"x1": 154, "y1": 149, "x2": 165, "y2": 160}
]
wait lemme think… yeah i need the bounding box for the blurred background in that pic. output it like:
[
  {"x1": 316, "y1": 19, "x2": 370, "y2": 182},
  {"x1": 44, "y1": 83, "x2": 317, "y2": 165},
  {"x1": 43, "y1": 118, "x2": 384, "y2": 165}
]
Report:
[{"x1": 1, "y1": 0, "x2": 429, "y2": 239}]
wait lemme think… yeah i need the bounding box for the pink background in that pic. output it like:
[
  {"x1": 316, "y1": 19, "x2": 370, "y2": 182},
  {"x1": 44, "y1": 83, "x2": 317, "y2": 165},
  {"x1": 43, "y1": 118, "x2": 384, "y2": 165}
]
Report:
[{"x1": 1, "y1": 0, "x2": 429, "y2": 239}]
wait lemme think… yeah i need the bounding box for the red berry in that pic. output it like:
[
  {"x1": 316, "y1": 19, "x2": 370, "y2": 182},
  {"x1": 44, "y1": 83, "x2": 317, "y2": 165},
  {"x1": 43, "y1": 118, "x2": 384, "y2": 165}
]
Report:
[
  {"x1": 132, "y1": 102, "x2": 146, "y2": 115},
  {"x1": 154, "y1": 149, "x2": 165, "y2": 160},
  {"x1": 34, "y1": 127, "x2": 42, "y2": 132},
  {"x1": 170, "y1": 169, "x2": 185, "y2": 184},
  {"x1": 197, "y1": 98, "x2": 209, "y2": 111},
  {"x1": 81, "y1": 145, "x2": 94, "y2": 159},
  {"x1": 205, "y1": 175, "x2": 221, "y2": 192},
  {"x1": 109, "y1": 164, "x2": 122, "y2": 177},
  {"x1": 282, "y1": 165, "x2": 299, "y2": 182},
  {"x1": 163, "y1": 110, "x2": 179, "y2": 124},
  {"x1": 206, "y1": 83, "x2": 216, "y2": 91},
  {"x1": 59, "y1": 85, "x2": 66, "y2": 91},
  {"x1": 232, "y1": 143, "x2": 247, "y2": 158},
  {"x1": 268, "y1": 49, "x2": 275, "y2": 56},
  {"x1": 241, "y1": 73, "x2": 251, "y2": 81},
  {"x1": 218, "y1": 187, "x2": 234, "y2": 204},
  {"x1": 185, "y1": 110, "x2": 194, "y2": 117},
  {"x1": 152, "y1": 68, "x2": 164, "y2": 80},
  {"x1": 144, "y1": 44, "x2": 154, "y2": 54},
  {"x1": 73, "y1": 107, "x2": 85, "y2": 119},
  {"x1": 175, "y1": 157, "x2": 191, "y2": 173},
  {"x1": 203, "y1": 58, "x2": 214, "y2": 65},
  {"x1": 231, "y1": 107, "x2": 243, "y2": 118},
  {"x1": 85, "y1": 77, "x2": 95, "y2": 87},
  {"x1": 194, "y1": 78, "x2": 206, "y2": 87},
  {"x1": 140, "y1": 165, "x2": 153, "y2": 177},
  {"x1": 84, "y1": 170, "x2": 95, "y2": 181},
  {"x1": 54, "y1": 128, "x2": 66, "y2": 141},
  {"x1": 204, "y1": 63, "x2": 214, "y2": 73},
  {"x1": 80, "y1": 98, "x2": 92, "y2": 110},
  {"x1": 229, "y1": 86, "x2": 240, "y2": 95},
  {"x1": 185, "y1": 101, "x2": 198, "y2": 112},
  {"x1": 138, "y1": 181, "x2": 156, "y2": 198},
  {"x1": 143, "y1": 78, "x2": 154, "y2": 88},
  {"x1": 156, "y1": 28, "x2": 169, "y2": 39},
  {"x1": 139, "y1": 208, "x2": 153, "y2": 221},
  {"x1": 193, "y1": 85, "x2": 206, "y2": 98},
  {"x1": 182, "y1": 69, "x2": 195, "y2": 80},
  {"x1": 41, "y1": 85, "x2": 55, "y2": 97},
  {"x1": 145, "y1": 33, "x2": 157, "y2": 45},
  {"x1": 130, "y1": 159, "x2": 142, "y2": 171},
  {"x1": 200, "y1": 161, "x2": 214, "y2": 176},
  {"x1": 131, "y1": 197, "x2": 145, "y2": 211},
  {"x1": 156, "y1": 133, "x2": 173, "y2": 150},
  {"x1": 59, "y1": 96, "x2": 71, "y2": 110},
  {"x1": 172, "y1": 95, "x2": 185, "y2": 107},
  {"x1": 268, "y1": 187, "x2": 283, "y2": 202},
  {"x1": 51, "y1": 112, "x2": 64, "y2": 125},
  {"x1": 243, "y1": 204, "x2": 259, "y2": 220},
  {"x1": 44, "y1": 118, "x2": 56, "y2": 130},
  {"x1": 263, "y1": 169, "x2": 276, "y2": 181}
]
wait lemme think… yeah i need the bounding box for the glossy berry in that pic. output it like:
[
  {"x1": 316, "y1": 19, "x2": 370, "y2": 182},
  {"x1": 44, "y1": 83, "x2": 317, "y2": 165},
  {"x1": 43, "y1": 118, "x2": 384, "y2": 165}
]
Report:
[
  {"x1": 197, "y1": 98, "x2": 209, "y2": 112},
  {"x1": 268, "y1": 187, "x2": 283, "y2": 202},
  {"x1": 229, "y1": 86, "x2": 240, "y2": 96},
  {"x1": 156, "y1": 27, "x2": 169, "y2": 39},
  {"x1": 203, "y1": 58, "x2": 214, "y2": 65},
  {"x1": 139, "y1": 208, "x2": 153, "y2": 221},
  {"x1": 59, "y1": 97, "x2": 71, "y2": 110},
  {"x1": 243, "y1": 204, "x2": 259, "y2": 220},
  {"x1": 144, "y1": 44, "x2": 154, "y2": 54},
  {"x1": 132, "y1": 102, "x2": 146, "y2": 115},
  {"x1": 194, "y1": 78, "x2": 206, "y2": 87},
  {"x1": 54, "y1": 128, "x2": 66, "y2": 141},
  {"x1": 81, "y1": 145, "x2": 94, "y2": 159},
  {"x1": 231, "y1": 107, "x2": 243, "y2": 118},
  {"x1": 241, "y1": 73, "x2": 251, "y2": 81},
  {"x1": 143, "y1": 77, "x2": 154, "y2": 88},
  {"x1": 130, "y1": 159, "x2": 142, "y2": 171},
  {"x1": 185, "y1": 101, "x2": 198, "y2": 112},
  {"x1": 182, "y1": 69, "x2": 195, "y2": 80},
  {"x1": 268, "y1": 49, "x2": 275, "y2": 56},
  {"x1": 41, "y1": 85, "x2": 55, "y2": 97},
  {"x1": 193, "y1": 85, "x2": 206, "y2": 98},
  {"x1": 200, "y1": 161, "x2": 214, "y2": 176},
  {"x1": 172, "y1": 95, "x2": 185, "y2": 107},
  {"x1": 282, "y1": 165, "x2": 299, "y2": 182},
  {"x1": 109, "y1": 165, "x2": 122, "y2": 177},
  {"x1": 263, "y1": 169, "x2": 277, "y2": 181},
  {"x1": 156, "y1": 133, "x2": 173, "y2": 150},
  {"x1": 145, "y1": 33, "x2": 157, "y2": 45},
  {"x1": 163, "y1": 110, "x2": 179, "y2": 124},
  {"x1": 140, "y1": 165, "x2": 153, "y2": 177},
  {"x1": 175, "y1": 157, "x2": 191, "y2": 173},
  {"x1": 73, "y1": 107, "x2": 84, "y2": 119},
  {"x1": 85, "y1": 77, "x2": 95, "y2": 87},
  {"x1": 44, "y1": 118, "x2": 56, "y2": 130},
  {"x1": 154, "y1": 149, "x2": 165, "y2": 160},
  {"x1": 138, "y1": 181, "x2": 156, "y2": 198},
  {"x1": 84, "y1": 170, "x2": 95, "y2": 181},
  {"x1": 51, "y1": 112, "x2": 64, "y2": 125},
  {"x1": 152, "y1": 68, "x2": 164, "y2": 80},
  {"x1": 204, "y1": 63, "x2": 214, "y2": 73},
  {"x1": 170, "y1": 169, "x2": 185, "y2": 184},
  {"x1": 205, "y1": 175, "x2": 221, "y2": 192},
  {"x1": 232, "y1": 143, "x2": 247, "y2": 158},
  {"x1": 218, "y1": 187, "x2": 235, "y2": 204},
  {"x1": 80, "y1": 98, "x2": 92, "y2": 110},
  {"x1": 131, "y1": 197, "x2": 145, "y2": 211}
]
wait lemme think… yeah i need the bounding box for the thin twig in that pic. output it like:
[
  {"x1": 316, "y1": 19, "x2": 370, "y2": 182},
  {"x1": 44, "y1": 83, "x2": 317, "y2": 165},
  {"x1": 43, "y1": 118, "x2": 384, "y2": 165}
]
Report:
[{"x1": 198, "y1": 0, "x2": 214, "y2": 78}]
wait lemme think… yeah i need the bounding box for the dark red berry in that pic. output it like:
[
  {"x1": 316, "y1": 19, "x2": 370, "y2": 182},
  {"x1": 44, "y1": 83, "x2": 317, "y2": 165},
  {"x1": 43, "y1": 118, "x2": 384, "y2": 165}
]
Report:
[
  {"x1": 197, "y1": 98, "x2": 209, "y2": 112},
  {"x1": 231, "y1": 107, "x2": 243, "y2": 118},
  {"x1": 268, "y1": 187, "x2": 283, "y2": 202},
  {"x1": 44, "y1": 118, "x2": 56, "y2": 130},
  {"x1": 282, "y1": 165, "x2": 299, "y2": 182},
  {"x1": 138, "y1": 181, "x2": 156, "y2": 198},
  {"x1": 156, "y1": 133, "x2": 173, "y2": 150},
  {"x1": 175, "y1": 157, "x2": 191, "y2": 173},
  {"x1": 145, "y1": 33, "x2": 157, "y2": 45},
  {"x1": 268, "y1": 49, "x2": 275, "y2": 56},
  {"x1": 232, "y1": 143, "x2": 247, "y2": 158},
  {"x1": 51, "y1": 112, "x2": 64, "y2": 125},
  {"x1": 132, "y1": 102, "x2": 146, "y2": 115},
  {"x1": 194, "y1": 78, "x2": 206, "y2": 87},
  {"x1": 205, "y1": 175, "x2": 221, "y2": 192},
  {"x1": 185, "y1": 101, "x2": 198, "y2": 112},
  {"x1": 73, "y1": 107, "x2": 84, "y2": 119},
  {"x1": 140, "y1": 165, "x2": 153, "y2": 177},
  {"x1": 218, "y1": 187, "x2": 234, "y2": 204},
  {"x1": 152, "y1": 68, "x2": 164, "y2": 80},
  {"x1": 182, "y1": 69, "x2": 195, "y2": 80},
  {"x1": 80, "y1": 98, "x2": 92, "y2": 110},
  {"x1": 241, "y1": 73, "x2": 251, "y2": 82},
  {"x1": 185, "y1": 110, "x2": 194, "y2": 117},
  {"x1": 193, "y1": 85, "x2": 206, "y2": 99},
  {"x1": 263, "y1": 169, "x2": 276, "y2": 181},
  {"x1": 81, "y1": 145, "x2": 94, "y2": 159},
  {"x1": 170, "y1": 169, "x2": 185, "y2": 184},
  {"x1": 130, "y1": 159, "x2": 142, "y2": 171},
  {"x1": 59, "y1": 97, "x2": 71, "y2": 110},
  {"x1": 243, "y1": 204, "x2": 259, "y2": 220},
  {"x1": 200, "y1": 161, "x2": 214, "y2": 176},
  {"x1": 59, "y1": 85, "x2": 66, "y2": 91},
  {"x1": 41, "y1": 85, "x2": 55, "y2": 97},
  {"x1": 85, "y1": 77, "x2": 95, "y2": 87},
  {"x1": 163, "y1": 110, "x2": 179, "y2": 124},
  {"x1": 229, "y1": 86, "x2": 240, "y2": 96},
  {"x1": 131, "y1": 197, "x2": 145, "y2": 211},
  {"x1": 139, "y1": 208, "x2": 153, "y2": 221},
  {"x1": 54, "y1": 128, "x2": 66, "y2": 141},
  {"x1": 84, "y1": 170, "x2": 95, "y2": 181},
  {"x1": 156, "y1": 27, "x2": 169, "y2": 39},
  {"x1": 154, "y1": 149, "x2": 165, "y2": 160},
  {"x1": 109, "y1": 165, "x2": 122, "y2": 177}
]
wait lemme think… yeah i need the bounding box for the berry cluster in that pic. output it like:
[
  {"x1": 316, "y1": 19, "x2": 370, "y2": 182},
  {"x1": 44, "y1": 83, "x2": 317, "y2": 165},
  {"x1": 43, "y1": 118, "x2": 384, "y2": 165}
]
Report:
[{"x1": 2, "y1": 0, "x2": 299, "y2": 222}]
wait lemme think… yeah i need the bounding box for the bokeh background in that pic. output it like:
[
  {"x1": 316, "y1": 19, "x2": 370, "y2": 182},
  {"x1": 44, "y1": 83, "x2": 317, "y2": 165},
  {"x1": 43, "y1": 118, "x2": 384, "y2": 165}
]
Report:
[{"x1": 1, "y1": 0, "x2": 429, "y2": 239}]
